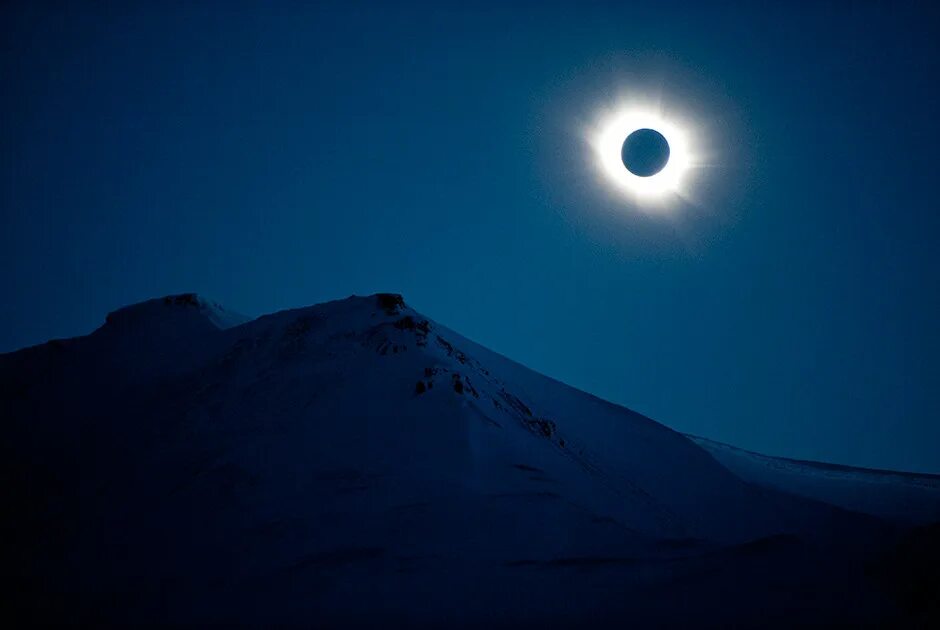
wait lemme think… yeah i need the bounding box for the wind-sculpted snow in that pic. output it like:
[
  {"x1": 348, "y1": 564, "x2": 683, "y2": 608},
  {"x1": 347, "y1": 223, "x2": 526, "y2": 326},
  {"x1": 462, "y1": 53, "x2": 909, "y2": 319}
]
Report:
[
  {"x1": 688, "y1": 435, "x2": 940, "y2": 525},
  {"x1": 1, "y1": 293, "x2": 933, "y2": 626}
]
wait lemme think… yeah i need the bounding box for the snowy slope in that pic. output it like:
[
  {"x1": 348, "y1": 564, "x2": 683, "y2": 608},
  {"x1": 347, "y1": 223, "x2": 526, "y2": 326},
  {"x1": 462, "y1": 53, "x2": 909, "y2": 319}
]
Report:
[
  {"x1": 0, "y1": 293, "x2": 928, "y2": 626},
  {"x1": 688, "y1": 435, "x2": 940, "y2": 525}
]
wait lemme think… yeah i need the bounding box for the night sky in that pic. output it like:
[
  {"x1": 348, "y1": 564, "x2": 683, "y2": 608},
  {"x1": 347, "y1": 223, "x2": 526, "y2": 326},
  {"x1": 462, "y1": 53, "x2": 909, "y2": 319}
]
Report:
[{"x1": 2, "y1": 2, "x2": 939, "y2": 473}]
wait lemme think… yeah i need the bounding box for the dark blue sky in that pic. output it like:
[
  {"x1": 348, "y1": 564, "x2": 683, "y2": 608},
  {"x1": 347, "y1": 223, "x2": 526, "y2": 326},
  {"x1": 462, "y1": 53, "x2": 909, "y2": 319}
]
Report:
[{"x1": 3, "y1": 2, "x2": 939, "y2": 472}]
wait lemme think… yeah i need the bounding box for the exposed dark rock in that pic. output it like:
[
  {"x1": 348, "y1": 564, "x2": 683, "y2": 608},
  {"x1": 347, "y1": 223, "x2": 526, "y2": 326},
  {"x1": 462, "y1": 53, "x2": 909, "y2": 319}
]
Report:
[
  {"x1": 394, "y1": 316, "x2": 430, "y2": 334},
  {"x1": 163, "y1": 293, "x2": 200, "y2": 307},
  {"x1": 435, "y1": 335, "x2": 469, "y2": 364},
  {"x1": 525, "y1": 417, "x2": 556, "y2": 438},
  {"x1": 376, "y1": 293, "x2": 405, "y2": 314},
  {"x1": 499, "y1": 389, "x2": 533, "y2": 417}
]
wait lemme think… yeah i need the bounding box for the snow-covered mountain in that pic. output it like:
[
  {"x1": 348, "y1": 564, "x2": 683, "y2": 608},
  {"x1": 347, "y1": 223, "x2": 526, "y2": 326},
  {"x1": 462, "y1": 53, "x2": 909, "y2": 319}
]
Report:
[
  {"x1": 688, "y1": 435, "x2": 940, "y2": 526},
  {"x1": 2, "y1": 293, "x2": 937, "y2": 626}
]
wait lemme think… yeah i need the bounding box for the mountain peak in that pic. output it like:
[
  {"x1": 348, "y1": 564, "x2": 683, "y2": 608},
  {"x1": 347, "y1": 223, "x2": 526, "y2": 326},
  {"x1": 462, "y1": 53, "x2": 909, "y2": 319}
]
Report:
[
  {"x1": 102, "y1": 293, "x2": 249, "y2": 333},
  {"x1": 6, "y1": 290, "x2": 939, "y2": 626},
  {"x1": 374, "y1": 292, "x2": 406, "y2": 314}
]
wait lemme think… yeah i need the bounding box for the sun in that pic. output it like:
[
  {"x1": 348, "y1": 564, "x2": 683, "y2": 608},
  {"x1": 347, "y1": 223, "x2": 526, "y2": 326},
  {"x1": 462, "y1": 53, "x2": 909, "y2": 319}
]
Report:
[{"x1": 590, "y1": 104, "x2": 698, "y2": 206}]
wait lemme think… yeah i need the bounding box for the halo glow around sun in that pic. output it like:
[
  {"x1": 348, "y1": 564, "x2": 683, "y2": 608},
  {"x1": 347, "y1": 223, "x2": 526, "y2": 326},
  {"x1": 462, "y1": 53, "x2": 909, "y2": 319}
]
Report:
[{"x1": 591, "y1": 106, "x2": 697, "y2": 205}]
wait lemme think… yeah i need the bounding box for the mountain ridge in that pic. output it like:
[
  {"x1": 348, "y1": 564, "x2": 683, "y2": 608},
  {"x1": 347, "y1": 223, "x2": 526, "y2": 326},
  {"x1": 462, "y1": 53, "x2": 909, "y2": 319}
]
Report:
[{"x1": 2, "y1": 292, "x2": 937, "y2": 626}]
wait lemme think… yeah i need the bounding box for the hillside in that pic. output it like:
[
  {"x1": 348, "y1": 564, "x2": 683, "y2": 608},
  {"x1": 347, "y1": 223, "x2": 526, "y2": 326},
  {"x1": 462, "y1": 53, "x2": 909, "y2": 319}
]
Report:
[
  {"x1": 688, "y1": 435, "x2": 940, "y2": 525},
  {"x1": 2, "y1": 293, "x2": 935, "y2": 626}
]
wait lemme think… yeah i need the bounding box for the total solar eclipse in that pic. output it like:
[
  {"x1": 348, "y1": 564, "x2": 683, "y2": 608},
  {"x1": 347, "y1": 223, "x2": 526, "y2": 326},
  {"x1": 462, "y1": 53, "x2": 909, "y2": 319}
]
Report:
[
  {"x1": 621, "y1": 128, "x2": 670, "y2": 177},
  {"x1": 591, "y1": 105, "x2": 697, "y2": 204}
]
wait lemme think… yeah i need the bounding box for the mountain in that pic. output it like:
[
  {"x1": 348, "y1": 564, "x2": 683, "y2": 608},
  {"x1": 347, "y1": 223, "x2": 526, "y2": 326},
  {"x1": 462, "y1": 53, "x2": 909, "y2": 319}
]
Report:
[
  {"x1": 2, "y1": 293, "x2": 938, "y2": 627},
  {"x1": 687, "y1": 435, "x2": 940, "y2": 526}
]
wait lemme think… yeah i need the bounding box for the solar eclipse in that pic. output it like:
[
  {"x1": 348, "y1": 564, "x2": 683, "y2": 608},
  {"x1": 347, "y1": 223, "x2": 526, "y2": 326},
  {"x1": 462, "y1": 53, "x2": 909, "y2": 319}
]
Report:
[{"x1": 590, "y1": 103, "x2": 699, "y2": 207}]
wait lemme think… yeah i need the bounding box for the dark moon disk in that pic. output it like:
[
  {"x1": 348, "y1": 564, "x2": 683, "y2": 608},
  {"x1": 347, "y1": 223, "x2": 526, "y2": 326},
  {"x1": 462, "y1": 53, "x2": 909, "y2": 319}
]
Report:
[{"x1": 621, "y1": 128, "x2": 670, "y2": 177}]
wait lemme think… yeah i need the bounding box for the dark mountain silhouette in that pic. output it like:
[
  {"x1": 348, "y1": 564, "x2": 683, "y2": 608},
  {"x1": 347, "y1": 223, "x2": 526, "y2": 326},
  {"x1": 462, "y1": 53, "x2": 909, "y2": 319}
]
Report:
[{"x1": 3, "y1": 293, "x2": 938, "y2": 626}]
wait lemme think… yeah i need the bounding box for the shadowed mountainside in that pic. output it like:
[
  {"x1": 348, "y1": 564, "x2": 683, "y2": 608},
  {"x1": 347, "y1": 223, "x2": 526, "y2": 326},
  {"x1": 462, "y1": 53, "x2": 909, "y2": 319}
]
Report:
[{"x1": 2, "y1": 293, "x2": 937, "y2": 626}]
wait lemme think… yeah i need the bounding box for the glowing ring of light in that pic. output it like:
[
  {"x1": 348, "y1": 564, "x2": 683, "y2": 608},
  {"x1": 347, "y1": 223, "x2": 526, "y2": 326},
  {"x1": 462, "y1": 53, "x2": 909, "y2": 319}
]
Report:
[{"x1": 592, "y1": 108, "x2": 694, "y2": 202}]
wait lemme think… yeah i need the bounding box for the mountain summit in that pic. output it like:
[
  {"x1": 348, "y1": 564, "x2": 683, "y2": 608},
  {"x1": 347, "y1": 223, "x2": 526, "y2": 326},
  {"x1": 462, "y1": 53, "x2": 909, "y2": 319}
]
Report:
[
  {"x1": 102, "y1": 293, "x2": 249, "y2": 332},
  {"x1": 3, "y1": 293, "x2": 938, "y2": 626}
]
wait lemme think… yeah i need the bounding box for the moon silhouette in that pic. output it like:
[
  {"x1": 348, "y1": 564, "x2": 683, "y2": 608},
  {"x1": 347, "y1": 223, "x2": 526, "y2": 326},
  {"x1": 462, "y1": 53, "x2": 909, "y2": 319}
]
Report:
[{"x1": 621, "y1": 128, "x2": 670, "y2": 177}]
